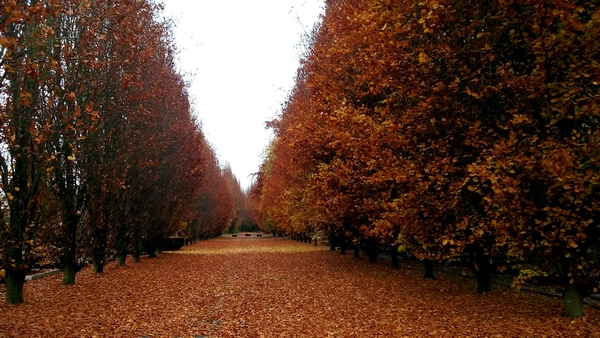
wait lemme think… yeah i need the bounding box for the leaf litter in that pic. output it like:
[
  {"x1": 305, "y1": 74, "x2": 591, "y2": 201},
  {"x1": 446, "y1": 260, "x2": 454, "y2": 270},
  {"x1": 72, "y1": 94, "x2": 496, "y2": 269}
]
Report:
[{"x1": 1, "y1": 237, "x2": 599, "y2": 337}]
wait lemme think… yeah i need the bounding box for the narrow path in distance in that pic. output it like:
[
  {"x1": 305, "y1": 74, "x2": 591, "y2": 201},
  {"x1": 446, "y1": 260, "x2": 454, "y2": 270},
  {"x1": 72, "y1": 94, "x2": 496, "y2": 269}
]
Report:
[{"x1": 1, "y1": 237, "x2": 599, "y2": 337}]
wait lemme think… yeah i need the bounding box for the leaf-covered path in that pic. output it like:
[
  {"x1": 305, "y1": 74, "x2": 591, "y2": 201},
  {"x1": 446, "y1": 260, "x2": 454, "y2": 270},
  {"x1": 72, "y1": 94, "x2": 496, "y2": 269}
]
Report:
[{"x1": 1, "y1": 237, "x2": 599, "y2": 337}]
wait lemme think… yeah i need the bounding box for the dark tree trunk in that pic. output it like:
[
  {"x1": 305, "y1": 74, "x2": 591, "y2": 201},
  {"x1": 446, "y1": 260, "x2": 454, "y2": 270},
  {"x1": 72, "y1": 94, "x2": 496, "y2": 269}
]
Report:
[
  {"x1": 354, "y1": 247, "x2": 360, "y2": 258},
  {"x1": 132, "y1": 236, "x2": 141, "y2": 263},
  {"x1": 5, "y1": 269, "x2": 25, "y2": 304},
  {"x1": 116, "y1": 231, "x2": 128, "y2": 266},
  {"x1": 475, "y1": 268, "x2": 492, "y2": 293},
  {"x1": 62, "y1": 262, "x2": 76, "y2": 285},
  {"x1": 133, "y1": 245, "x2": 141, "y2": 263},
  {"x1": 62, "y1": 212, "x2": 78, "y2": 285},
  {"x1": 390, "y1": 246, "x2": 399, "y2": 269},
  {"x1": 367, "y1": 244, "x2": 377, "y2": 263},
  {"x1": 117, "y1": 254, "x2": 127, "y2": 266},
  {"x1": 423, "y1": 260, "x2": 435, "y2": 279},
  {"x1": 90, "y1": 225, "x2": 107, "y2": 274},
  {"x1": 563, "y1": 283, "x2": 584, "y2": 318},
  {"x1": 147, "y1": 242, "x2": 157, "y2": 258},
  {"x1": 470, "y1": 244, "x2": 492, "y2": 293},
  {"x1": 92, "y1": 257, "x2": 104, "y2": 274},
  {"x1": 329, "y1": 236, "x2": 336, "y2": 251}
]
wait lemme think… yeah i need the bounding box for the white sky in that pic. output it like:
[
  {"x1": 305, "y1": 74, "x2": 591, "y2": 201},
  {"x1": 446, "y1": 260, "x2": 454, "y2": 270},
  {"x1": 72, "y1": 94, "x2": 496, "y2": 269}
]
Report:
[{"x1": 161, "y1": 0, "x2": 324, "y2": 190}]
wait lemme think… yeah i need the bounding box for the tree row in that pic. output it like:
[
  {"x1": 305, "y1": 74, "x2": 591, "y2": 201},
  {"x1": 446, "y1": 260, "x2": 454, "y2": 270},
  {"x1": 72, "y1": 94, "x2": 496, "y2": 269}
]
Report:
[
  {"x1": 251, "y1": 0, "x2": 600, "y2": 317},
  {"x1": 0, "y1": 0, "x2": 242, "y2": 304}
]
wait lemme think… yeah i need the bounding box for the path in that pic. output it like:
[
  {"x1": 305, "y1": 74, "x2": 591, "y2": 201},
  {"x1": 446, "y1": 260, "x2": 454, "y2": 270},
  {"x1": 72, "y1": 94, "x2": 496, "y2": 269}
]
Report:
[{"x1": 1, "y1": 237, "x2": 599, "y2": 337}]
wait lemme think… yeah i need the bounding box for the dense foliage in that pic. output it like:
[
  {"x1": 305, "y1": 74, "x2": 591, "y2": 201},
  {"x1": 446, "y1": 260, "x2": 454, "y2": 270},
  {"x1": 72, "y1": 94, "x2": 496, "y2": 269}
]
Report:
[
  {"x1": 0, "y1": 0, "x2": 246, "y2": 304},
  {"x1": 251, "y1": 0, "x2": 600, "y2": 317}
]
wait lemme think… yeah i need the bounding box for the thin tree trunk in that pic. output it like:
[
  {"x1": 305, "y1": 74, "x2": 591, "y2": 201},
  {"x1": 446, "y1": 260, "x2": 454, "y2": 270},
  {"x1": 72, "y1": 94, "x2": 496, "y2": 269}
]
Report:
[
  {"x1": 62, "y1": 213, "x2": 78, "y2": 285},
  {"x1": 5, "y1": 269, "x2": 25, "y2": 305},
  {"x1": 475, "y1": 268, "x2": 492, "y2": 293},
  {"x1": 116, "y1": 232, "x2": 128, "y2": 266},
  {"x1": 390, "y1": 246, "x2": 399, "y2": 269},
  {"x1": 92, "y1": 257, "x2": 104, "y2": 274},
  {"x1": 563, "y1": 283, "x2": 584, "y2": 317},
  {"x1": 423, "y1": 260, "x2": 435, "y2": 279},
  {"x1": 132, "y1": 239, "x2": 141, "y2": 263},
  {"x1": 62, "y1": 262, "x2": 76, "y2": 285},
  {"x1": 133, "y1": 247, "x2": 141, "y2": 263},
  {"x1": 147, "y1": 241, "x2": 157, "y2": 258},
  {"x1": 117, "y1": 254, "x2": 127, "y2": 266},
  {"x1": 366, "y1": 243, "x2": 377, "y2": 263}
]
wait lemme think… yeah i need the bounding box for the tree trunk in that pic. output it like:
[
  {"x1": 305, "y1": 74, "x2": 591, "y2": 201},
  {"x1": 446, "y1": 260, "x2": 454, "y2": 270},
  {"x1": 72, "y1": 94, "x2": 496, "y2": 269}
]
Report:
[
  {"x1": 354, "y1": 247, "x2": 360, "y2": 258},
  {"x1": 475, "y1": 269, "x2": 492, "y2": 293},
  {"x1": 116, "y1": 232, "x2": 128, "y2": 266},
  {"x1": 117, "y1": 253, "x2": 127, "y2": 266},
  {"x1": 92, "y1": 258, "x2": 104, "y2": 274},
  {"x1": 340, "y1": 238, "x2": 346, "y2": 255},
  {"x1": 423, "y1": 260, "x2": 435, "y2": 279},
  {"x1": 5, "y1": 269, "x2": 25, "y2": 305},
  {"x1": 90, "y1": 227, "x2": 106, "y2": 274},
  {"x1": 133, "y1": 242, "x2": 141, "y2": 263},
  {"x1": 62, "y1": 262, "x2": 76, "y2": 285},
  {"x1": 366, "y1": 244, "x2": 377, "y2": 263},
  {"x1": 390, "y1": 246, "x2": 399, "y2": 269},
  {"x1": 61, "y1": 212, "x2": 78, "y2": 285},
  {"x1": 563, "y1": 283, "x2": 584, "y2": 317},
  {"x1": 329, "y1": 236, "x2": 336, "y2": 251},
  {"x1": 148, "y1": 244, "x2": 157, "y2": 258}
]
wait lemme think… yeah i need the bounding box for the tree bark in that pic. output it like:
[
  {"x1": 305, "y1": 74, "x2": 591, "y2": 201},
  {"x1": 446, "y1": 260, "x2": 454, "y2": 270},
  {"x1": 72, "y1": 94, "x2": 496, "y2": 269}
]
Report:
[
  {"x1": 62, "y1": 262, "x2": 76, "y2": 285},
  {"x1": 117, "y1": 254, "x2": 127, "y2": 266},
  {"x1": 423, "y1": 260, "x2": 435, "y2": 279},
  {"x1": 133, "y1": 241, "x2": 141, "y2": 263},
  {"x1": 5, "y1": 269, "x2": 25, "y2": 305},
  {"x1": 367, "y1": 244, "x2": 377, "y2": 263},
  {"x1": 563, "y1": 283, "x2": 584, "y2": 317},
  {"x1": 475, "y1": 268, "x2": 492, "y2": 293},
  {"x1": 147, "y1": 243, "x2": 157, "y2": 258},
  {"x1": 61, "y1": 212, "x2": 78, "y2": 285},
  {"x1": 390, "y1": 246, "x2": 399, "y2": 269},
  {"x1": 92, "y1": 258, "x2": 104, "y2": 274}
]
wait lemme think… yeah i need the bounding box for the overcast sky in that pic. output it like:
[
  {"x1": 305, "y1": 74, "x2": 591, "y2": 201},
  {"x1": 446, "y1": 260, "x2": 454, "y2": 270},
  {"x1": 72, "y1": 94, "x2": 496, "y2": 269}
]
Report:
[{"x1": 161, "y1": 0, "x2": 324, "y2": 190}]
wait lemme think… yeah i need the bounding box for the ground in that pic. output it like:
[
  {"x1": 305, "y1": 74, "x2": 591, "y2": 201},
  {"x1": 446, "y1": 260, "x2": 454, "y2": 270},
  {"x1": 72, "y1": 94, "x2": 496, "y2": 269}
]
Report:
[{"x1": 1, "y1": 236, "x2": 599, "y2": 337}]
